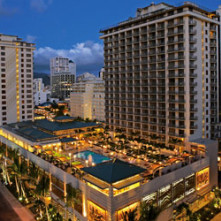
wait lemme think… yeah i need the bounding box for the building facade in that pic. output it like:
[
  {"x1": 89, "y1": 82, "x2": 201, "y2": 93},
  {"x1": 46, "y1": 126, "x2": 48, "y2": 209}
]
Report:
[
  {"x1": 0, "y1": 34, "x2": 35, "y2": 126},
  {"x1": 100, "y1": 2, "x2": 221, "y2": 149},
  {"x1": 70, "y1": 74, "x2": 105, "y2": 121},
  {"x1": 33, "y1": 78, "x2": 51, "y2": 105},
  {"x1": 50, "y1": 57, "x2": 76, "y2": 99}
]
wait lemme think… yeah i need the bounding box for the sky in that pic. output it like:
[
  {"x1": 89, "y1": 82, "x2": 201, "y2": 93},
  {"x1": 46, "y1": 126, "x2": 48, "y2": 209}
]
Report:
[{"x1": 0, "y1": 0, "x2": 220, "y2": 75}]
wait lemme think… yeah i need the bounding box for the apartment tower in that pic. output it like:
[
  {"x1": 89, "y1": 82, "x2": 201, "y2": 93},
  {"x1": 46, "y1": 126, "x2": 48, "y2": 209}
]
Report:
[
  {"x1": 70, "y1": 74, "x2": 105, "y2": 121},
  {"x1": 100, "y1": 2, "x2": 221, "y2": 149},
  {"x1": 0, "y1": 34, "x2": 35, "y2": 126},
  {"x1": 50, "y1": 57, "x2": 76, "y2": 99}
]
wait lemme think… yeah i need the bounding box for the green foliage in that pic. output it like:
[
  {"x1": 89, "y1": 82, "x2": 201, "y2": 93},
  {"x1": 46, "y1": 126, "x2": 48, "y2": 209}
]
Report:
[
  {"x1": 66, "y1": 183, "x2": 81, "y2": 208},
  {"x1": 139, "y1": 202, "x2": 160, "y2": 221},
  {"x1": 122, "y1": 207, "x2": 137, "y2": 221},
  {"x1": 48, "y1": 204, "x2": 63, "y2": 221},
  {"x1": 12, "y1": 157, "x2": 27, "y2": 177},
  {"x1": 29, "y1": 163, "x2": 39, "y2": 179},
  {"x1": 36, "y1": 174, "x2": 50, "y2": 197}
]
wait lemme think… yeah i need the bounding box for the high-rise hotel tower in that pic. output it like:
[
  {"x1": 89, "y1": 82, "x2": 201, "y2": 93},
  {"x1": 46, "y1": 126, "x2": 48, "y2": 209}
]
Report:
[
  {"x1": 100, "y1": 2, "x2": 221, "y2": 149},
  {"x1": 0, "y1": 34, "x2": 35, "y2": 126}
]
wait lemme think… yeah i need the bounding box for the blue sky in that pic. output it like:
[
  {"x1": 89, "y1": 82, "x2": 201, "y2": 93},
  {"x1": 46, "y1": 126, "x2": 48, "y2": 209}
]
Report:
[{"x1": 0, "y1": 0, "x2": 220, "y2": 75}]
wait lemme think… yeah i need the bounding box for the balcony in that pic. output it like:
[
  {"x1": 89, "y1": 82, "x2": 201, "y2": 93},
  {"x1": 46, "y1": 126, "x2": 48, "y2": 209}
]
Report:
[
  {"x1": 190, "y1": 116, "x2": 198, "y2": 120},
  {"x1": 190, "y1": 38, "x2": 197, "y2": 43},
  {"x1": 190, "y1": 125, "x2": 198, "y2": 129},
  {"x1": 189, "y1": 20, "x2": 197, "y2": 26},
  {"x1": 189, "y1": 29, "x2": 197, "y2": 35},
  {"x1": 168, "y1": 107, "x2": 185, "y2": 112},
  {"x1": 167, "y1": 21, "x2": 184, "y2": 28},
  {"x1": 169, "y1": 115, "x2": 185, "y2": 120},
  {"x1": 168, "y1": 64, "x2": 185, "y2": 69},
  {"x1": 168, "y1": 132, "x2": 186, "y2": 138},
  {"x1": 190, "y1": 107, "x2": 198, "y2": 112},
  {"x1": 168, "y1": 90, "x2": 185, "y2": 95},
  {"x1": 168, "y1": 73, "x2": 185, "y2": 78},
  {"x1": 168, "y1": 47, "x2": 185, "y2": 52},
  {"x1": 167, "y1": 30, "x2": 184, "y2": 36},
  {"x1": 190, "y1": 64, "x2": 197, "y2": 69},
  {"x1": 168, "y1": 55, "x2": 185, "y2": 61},
  {"x1": 190, "y1": 55, "x2": 197, "y2": 60},
  {"x1": 190, "y1": 47, "x2": 197, "y2": 52},
  {"x1": 190, "y1": 82, "x2": 197, "y2": 87},
  {"x1": 167, "y1": 38, "x2": 184, "y2": 44},
  {"x1": 168, "y1": 99, "x2": 185, "y2": 103}
]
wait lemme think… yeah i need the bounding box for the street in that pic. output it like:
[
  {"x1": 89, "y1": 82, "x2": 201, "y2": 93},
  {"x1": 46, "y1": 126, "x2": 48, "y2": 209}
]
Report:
[{"x1": 0, "y1": 191, "x2": 21, "y2": 221}]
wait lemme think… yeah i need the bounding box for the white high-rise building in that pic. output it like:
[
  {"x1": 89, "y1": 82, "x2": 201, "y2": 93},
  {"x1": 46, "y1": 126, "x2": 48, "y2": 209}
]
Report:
[
  {"x1": 33, "y1": 78, "x2": 44, "y2": 93},
  {"x1": 100, "y1": 2, "x2": 221, "y2": 149},
  {"x1": 50, "y1": 57, "x2": 76, "y2": 99},
  {"x1": 0, "y1": 34, "x2": 35, "y2": 126},
  {"x1": 33, "y1": 78, "x2": 51, "y2": 106},
  {"x1": 70, "y1": 74, "x2": 105, "y2": 121}
]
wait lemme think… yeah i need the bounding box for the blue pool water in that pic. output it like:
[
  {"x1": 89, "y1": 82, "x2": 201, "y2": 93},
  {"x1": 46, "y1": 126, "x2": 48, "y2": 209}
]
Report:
[{"x1": 74, "y1": 150, "x2": 110, "y2": 164}]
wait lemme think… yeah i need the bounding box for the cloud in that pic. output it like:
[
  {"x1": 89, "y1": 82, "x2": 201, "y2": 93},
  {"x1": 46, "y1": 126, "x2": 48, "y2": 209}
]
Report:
[
  {"x1": 34, "y1": 41, "x2": 104, "y2": 75},
  {"x1": 26, "y1": 35, "x2": 37, "y2": 43},
  {"x1": 30, "y1": 0, "x2": 53, "y2": 12},
  {"x1": 0, "y1": 0, "x2": 18, "y2": 16}
]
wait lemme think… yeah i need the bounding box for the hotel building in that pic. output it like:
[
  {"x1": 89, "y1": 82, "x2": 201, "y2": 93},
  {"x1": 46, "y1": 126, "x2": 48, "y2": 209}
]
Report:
[
  {"x1": 0, "y1": 122, "x2": 218, "y2": 221},
  {"x1": 0, "y1": 34, "x2": 35, "y2": 126},
  {"x1": 50, "y1": 57, "x2": 76, "y2": 99},
  {"x1": 70, "y1": 74, "x2": 105, "y2": 122},
  {"x1": 100, "y1": 2, "x2": 221, "y2": 148}
]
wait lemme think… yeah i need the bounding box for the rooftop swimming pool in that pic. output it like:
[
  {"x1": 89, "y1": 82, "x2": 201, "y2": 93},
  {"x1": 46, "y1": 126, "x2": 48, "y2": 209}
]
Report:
[{"x1": 74, "y1": 150, "x2": 110, "y2": 164}]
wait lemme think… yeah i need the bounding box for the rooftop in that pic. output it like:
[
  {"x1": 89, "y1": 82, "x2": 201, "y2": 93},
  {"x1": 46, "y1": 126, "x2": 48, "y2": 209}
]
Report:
[
  {"x1": 35, "y1": 119, "x2": 99, "y2": 132},
  {"x1": 38, "y1": 102, "x2": 52, "y2": 107},
  {"x1": 2, "y1": 121, "x2": 57, "y2": 142},
  {"x1": 82, "y1": 159, "x2": 145, "y2": 184},
  {"x1": 60, "y1": 137, "x2": 77, "y2": 143},
  {"x1": 100, "y1": 2, "x2": 217, "y2": 32},
  {"x1": 54, "y1": 115, "x2": 75, "y2": 122}
]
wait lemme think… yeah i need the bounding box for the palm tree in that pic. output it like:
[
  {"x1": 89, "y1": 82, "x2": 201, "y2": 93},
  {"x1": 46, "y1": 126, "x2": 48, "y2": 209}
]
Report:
[
  {"x1": 48, "y1": 204, "x2": 63, "y2": 221},
  {"x1": 35, "y1": 174, "x2": 50, "y2": 198},
  {"x1": 122, "y1": 208, "x2": 137, "y2": 221},
  {"x1": 35, "y1": 174, "x2": 50, "y2": 220},
  {"x1": 66, "y1": 183, "x2": 81, "y2": 221},
  {"x1": 11, "y1": 155, "x2": 28, "y2": 198},
  {"x1": 139, "y1": 202, "x2": 160, "y2": 221}
]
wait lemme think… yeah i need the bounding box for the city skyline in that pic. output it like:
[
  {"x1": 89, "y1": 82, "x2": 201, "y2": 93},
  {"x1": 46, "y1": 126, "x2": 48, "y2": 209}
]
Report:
[
  {"x1": 0, "y1": 1, "x2": 221, "y2": 221},
  {"x1": 0, "y1": 0, "x2": 220, "y2": 75}
]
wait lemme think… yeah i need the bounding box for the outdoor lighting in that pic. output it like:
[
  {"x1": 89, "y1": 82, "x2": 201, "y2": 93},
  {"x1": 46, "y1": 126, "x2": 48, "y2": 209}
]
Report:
[{"x1": 69, "y1": 153, "x2": 72, "y2": 165}]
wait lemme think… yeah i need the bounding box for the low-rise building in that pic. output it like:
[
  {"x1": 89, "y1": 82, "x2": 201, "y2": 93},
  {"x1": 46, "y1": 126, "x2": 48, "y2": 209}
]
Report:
[{"x1": 0, "y1": 121, "x2": 218, "y2": 221}]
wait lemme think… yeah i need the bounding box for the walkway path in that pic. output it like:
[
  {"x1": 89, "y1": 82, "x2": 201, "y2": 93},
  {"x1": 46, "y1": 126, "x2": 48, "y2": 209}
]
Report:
[
  {"x1": 211, "y1": 212, "x2": 221, "y2": 221},
  {"x1": 0, "y1": 183, "x2": 35, "y2": 221}
]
